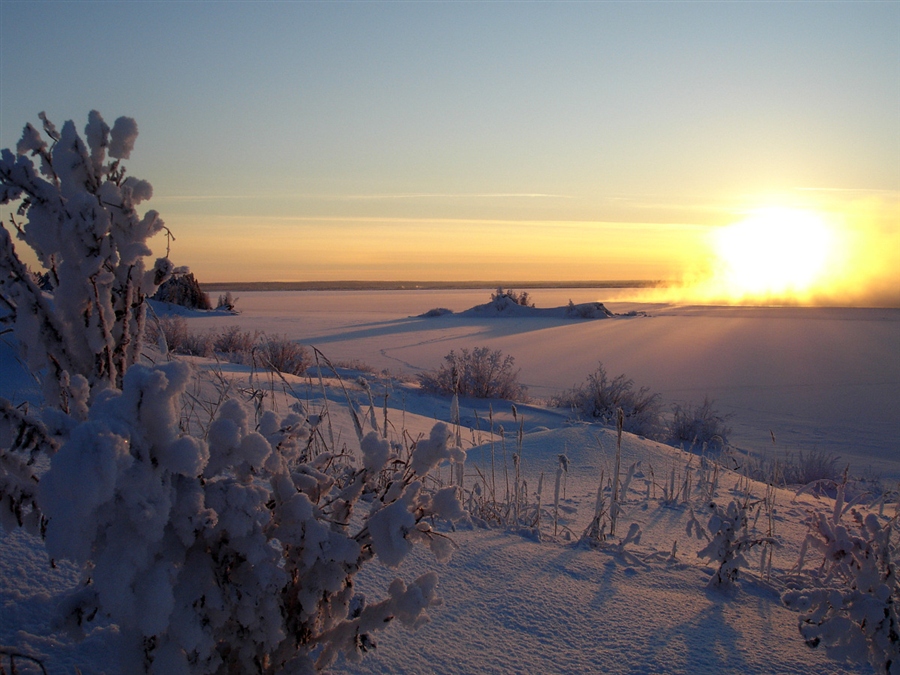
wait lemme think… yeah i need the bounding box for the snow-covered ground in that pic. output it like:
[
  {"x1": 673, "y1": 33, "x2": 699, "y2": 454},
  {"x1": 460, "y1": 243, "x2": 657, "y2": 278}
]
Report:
[
  {"x1": 2, "y1": 288, "x2": 897, "y2": 674},
  {"x1": 177, "y1": 289, "x2": 900, "y2": 479}
]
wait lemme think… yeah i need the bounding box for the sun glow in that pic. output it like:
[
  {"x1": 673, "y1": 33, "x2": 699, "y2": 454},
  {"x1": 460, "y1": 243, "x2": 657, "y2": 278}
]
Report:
[{"x1": 710, "y1": 207, "x2": 839, "y2": 302}]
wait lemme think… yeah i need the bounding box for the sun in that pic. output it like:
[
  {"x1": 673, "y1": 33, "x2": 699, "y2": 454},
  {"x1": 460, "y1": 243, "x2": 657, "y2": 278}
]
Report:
[{"x1": 711, "y1": 207, "x2": 837, "y2": 302}]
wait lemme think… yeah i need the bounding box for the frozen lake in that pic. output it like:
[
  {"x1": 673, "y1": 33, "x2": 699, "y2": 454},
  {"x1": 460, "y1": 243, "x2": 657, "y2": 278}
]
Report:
[{"x1": 177, "y1": 288, "x2": 900, "y2": 479}]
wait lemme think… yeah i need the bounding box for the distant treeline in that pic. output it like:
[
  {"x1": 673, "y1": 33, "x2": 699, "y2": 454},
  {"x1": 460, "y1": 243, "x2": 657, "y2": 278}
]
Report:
[{"x1": 200, "y1": 280, "x2": 665, "y2": 292}]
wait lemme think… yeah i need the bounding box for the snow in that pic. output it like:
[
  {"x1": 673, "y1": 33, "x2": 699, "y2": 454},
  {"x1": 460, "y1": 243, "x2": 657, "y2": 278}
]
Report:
[
  {"x1": 175, "y1": 289, "x2": 900, "y2": 478},
  {"x1": 1, "y1": 288, "x2": 895, "y2": 673}
]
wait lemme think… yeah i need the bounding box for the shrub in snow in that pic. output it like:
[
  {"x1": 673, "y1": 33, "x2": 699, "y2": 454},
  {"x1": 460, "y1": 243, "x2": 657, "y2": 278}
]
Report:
[
  {"x1": 491, "y1": 287, "x2": 533, "y2": 308},
  {"x1": 0, "y1": 111, "x2": 172, "y2": 409},
  {"x1": 212, "y1": 324, "x2": 259, "y2": 357},
  {"x1": 257, "y1": 335, "x2": 311, "y2": 376},
  {"x1": 420, "y1": 307, "x2": 453, "y2": 318},
  {"x1": 153, "y1": 270, "x2": 211, "y2": 310},
  {"x1": 38, "y1": 361, "x2": 467, "y2": 673},
  {"x1": 215, "y1": 291, "x2": 238, "y2": 312},
  {"x1": 695, "y1": 498, "x2": 775, "y2": 588},
  {"x1": 550, "y1": 363, "x2": 661, "y2": 437},
  {"x1": 418, "y1": 346, "x2": 526, "y2": 400},
  {"x1": 668, "y1": 396, "x2": 732, "y2": 452},
  {"x1": 1, "y1": 110, "x2": 171, "y2": 528},
  {"x1": 0, "y1": 398, "x2": 57, "y2": 532},
  {"x1": 724, "y1": 447, "x2": 844, "y2": 487},
  {"x1": 783, "y1": 484, "x2": 899, "y2": 672},
  {"x1": 1, "y1": 111, "x2": 467, "y2": 673},
  {"x1": 150, "y1": 315, "x2": 214, "y2": 357},
  {"x1": 565, "y1": 299, "x2": 614, "y2": 319}
]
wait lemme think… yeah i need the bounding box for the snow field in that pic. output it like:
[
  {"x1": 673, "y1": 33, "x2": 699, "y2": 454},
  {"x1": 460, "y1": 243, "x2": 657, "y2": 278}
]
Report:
[{"x1": 2, "y1": 290, "x2": 895, "y2": 674}]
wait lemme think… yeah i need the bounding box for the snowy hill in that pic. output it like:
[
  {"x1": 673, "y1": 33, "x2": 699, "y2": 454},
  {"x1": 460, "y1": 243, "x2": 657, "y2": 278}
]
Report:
[{"x1": 0, "y1": 341, "x2": 879, "y2": 674}]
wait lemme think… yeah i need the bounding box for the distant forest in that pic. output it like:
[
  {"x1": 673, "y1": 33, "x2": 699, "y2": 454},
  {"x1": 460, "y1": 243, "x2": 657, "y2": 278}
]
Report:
[{"x1": 200, "y1": 280, "x2": 664, "y2": 292}]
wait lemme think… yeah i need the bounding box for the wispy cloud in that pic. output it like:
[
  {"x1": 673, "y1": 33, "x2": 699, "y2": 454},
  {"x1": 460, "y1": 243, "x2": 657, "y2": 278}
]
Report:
[
  {"x1": 337, "y1": 192, "x2": 573, "y2": 200},
  {"x1": 156, "y1": 192, "x2": 573, "y2": 202},
  {"x1": 793, "y1": 187, "x2": 899, "y2": 194}
]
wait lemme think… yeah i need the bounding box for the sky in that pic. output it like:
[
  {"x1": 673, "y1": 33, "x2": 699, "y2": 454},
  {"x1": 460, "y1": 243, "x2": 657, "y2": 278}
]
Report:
[{"x1": 0, "y1": 1, "x2": 898, "y2": 301}]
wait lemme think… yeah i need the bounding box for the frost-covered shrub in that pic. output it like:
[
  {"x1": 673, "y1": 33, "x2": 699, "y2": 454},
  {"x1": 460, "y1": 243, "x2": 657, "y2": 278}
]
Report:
[
  {"x1": 257, "y1": 335, "x2": 311, "y2": 376},
  {"x1": 150, "y1": 316, "x2": 214, "y2": 357},
  {"x1": 418, "y1": 347, "x2": 526, "y2": 400},
  {"x1": 668, "y1": 397, "x2": 732, "y2": 452},
  {"x1": 212, "y1": 324, "x2": 258, "y2": 357},
  {"x1": 693, "y1": 499, "x2": 775, "y2": 588},
  {"x1": 1, "y1": 110, "x2": 171, "y2": 530},
  {"x1": 0, "y1": 111, "x2": 172, "y2": 409},
  {"x1": 0, "y1": 398, "x2": 57, "y2": 533},
  {"x1": 2, "y1": 111, "x2": 466, "y2": 673},
  {"x1": 783, "y1": 489, "x2": 899, "y2": 672},
  {"x1": 216, "y1": 291, "x2": 238, "y2": 312},
  {"x1": 39, "y1": 361, "x2": 467, "y2": 673},
  {"x1": 153, "y1": 271, "x2": 211, "y2": 310},
  {"x1": 727, "y1": 447, "x2": 843, "y2": 487},
  {"x1": 550, "y1": 363, "x2": 661, "y2": 437}
]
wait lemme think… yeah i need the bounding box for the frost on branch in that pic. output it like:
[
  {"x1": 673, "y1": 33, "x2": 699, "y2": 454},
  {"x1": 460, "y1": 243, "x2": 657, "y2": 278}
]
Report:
[{"x1": 38, "y1": 361, "x2": 467, "y2": 673}]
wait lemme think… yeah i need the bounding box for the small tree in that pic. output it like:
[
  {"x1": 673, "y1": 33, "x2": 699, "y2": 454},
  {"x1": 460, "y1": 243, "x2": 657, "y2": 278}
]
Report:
[{"x1": 490, "y1": 287, "x2": 533, "y2": 308}]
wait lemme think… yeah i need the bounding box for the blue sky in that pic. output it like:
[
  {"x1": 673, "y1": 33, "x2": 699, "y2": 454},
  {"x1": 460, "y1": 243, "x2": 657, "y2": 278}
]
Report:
[{"x1": 1, "y1": 1, "x2": 897, "y2": 285}]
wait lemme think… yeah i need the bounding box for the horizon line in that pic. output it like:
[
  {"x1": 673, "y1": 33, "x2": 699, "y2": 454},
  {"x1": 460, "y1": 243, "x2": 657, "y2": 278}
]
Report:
[{"x1": 199, "y1": 279, "x2": 666, "y2": 292}]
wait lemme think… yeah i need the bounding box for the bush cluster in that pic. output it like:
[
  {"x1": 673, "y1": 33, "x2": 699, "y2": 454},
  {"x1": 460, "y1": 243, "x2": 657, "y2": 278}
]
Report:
[{"x1": 150, "y1": 315, "x2": 311, "y2": 376}]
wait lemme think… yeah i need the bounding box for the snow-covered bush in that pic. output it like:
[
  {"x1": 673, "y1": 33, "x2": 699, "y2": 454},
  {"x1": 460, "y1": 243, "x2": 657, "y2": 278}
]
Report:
[
  {"x1": 0, "y1": 111, "x2": 172, "y2": 409},
  {"x1": 151, "y1": 315, "x2": 214, "y2": 357},
  {"x1": 550, "y1": 363, "x2": 661, "y2": 437},
  {"x1": 491, "y1": 287, "x2": 533, "y2": 308},
  {"x1": 783, "y1": 489, "x2": 899, "y2": 672},
  {"x1": 39, "y1": 361, "x2": 467, "y2": 673},
  {"x1": 1, "y1": 111, "x2": 466, "y2": 673},
  {"x1": 1, "y1": 110, "x2": 171, "y2": 530},
  {"x1": 0, "y1": 398, "x2": 57, "y2": 533},
  {"x1": 668, "y1": 397, "x2": 732, "y2": 452},
  {"x1": 694, "y1": 498, "x2": 775, "y2": 588},
  {"x1": 257, "y1": 335, "x2": 311, "y2": 376},
  {"x1": 417, "y1": 347, "x2": 526, "y2": 400},
  {"x1": 153, "y1": 270, "x2": 211, "y2": 310},
  {"x1": 215, "y1": 291, "x2": 238, "y2": 312},
  {"x1": 565, "y1": 299, "x2": 614, "y2": 319},
  {"x1": 212, "y1": 324, "x2": 258, "y2": 356}
]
